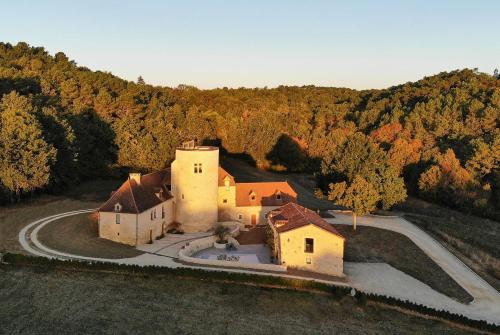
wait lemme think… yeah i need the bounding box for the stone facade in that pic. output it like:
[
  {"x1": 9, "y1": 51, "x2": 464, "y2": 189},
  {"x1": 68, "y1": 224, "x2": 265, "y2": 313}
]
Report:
[
  {"x1": 171, "y1": 146, "x2": 219, "y2": 233},
  {"x1": 99, "y1": 200, "x2": 173, "y2": 246},
  {"x1": 267, "y1": 203, "x2": 345, "y2": 277},
  {"x1": 272, "y1": 224, "x2": 344, "y2": 276},
  {"x1": 98, "y1": 143, "x2": 297, "y2": 245}
]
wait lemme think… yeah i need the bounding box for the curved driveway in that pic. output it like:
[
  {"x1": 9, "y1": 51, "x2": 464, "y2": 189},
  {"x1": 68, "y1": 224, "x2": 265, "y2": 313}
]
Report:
[
  {"x1": 16, "y1": 209, "x2": 500, "y2": 325},
  {"x1": 327, "y1": 211, "x2": 500, "y2": 325}
]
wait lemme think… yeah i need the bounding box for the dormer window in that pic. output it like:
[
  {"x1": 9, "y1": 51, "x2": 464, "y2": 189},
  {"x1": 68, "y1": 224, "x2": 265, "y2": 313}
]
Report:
[
  {"x1": 114, "y1": 203, "x2": 122, "y2": 212},
  {"x1": 276, "y1": 193, "x2": 282, "y2": 200},
  {"x1": 249, "y1": 191, "x2": 256, "y2": 201}
]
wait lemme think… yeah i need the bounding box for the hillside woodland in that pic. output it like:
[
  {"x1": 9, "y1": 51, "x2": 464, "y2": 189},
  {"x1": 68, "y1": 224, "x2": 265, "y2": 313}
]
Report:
[{"x1": 0, "y1": 42, "x2": 499, "y2": 219}]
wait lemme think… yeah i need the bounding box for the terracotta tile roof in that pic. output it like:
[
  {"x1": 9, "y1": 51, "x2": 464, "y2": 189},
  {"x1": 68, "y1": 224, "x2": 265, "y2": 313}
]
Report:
[
  {"x1": 268, "y1": 202, "x2": 344, "y2": 238},
  {"x1": 235, "y1": 181, "x2": 297, "y2": 207},
  {"x1": 99, "y1": 176, "x2": 171, "y2": 214},
  {"x1": 218, "y1": 167, "x2": 235, "y2": 186},
  {"x1": 141, "y1": 168, "x2": 171, "y2": 190}
]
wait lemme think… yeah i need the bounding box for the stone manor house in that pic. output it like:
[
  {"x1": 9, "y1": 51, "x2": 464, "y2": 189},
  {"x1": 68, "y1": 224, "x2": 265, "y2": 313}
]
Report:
[{"x1": 98, "y1": 142, "x2": 298, "y2": 245}]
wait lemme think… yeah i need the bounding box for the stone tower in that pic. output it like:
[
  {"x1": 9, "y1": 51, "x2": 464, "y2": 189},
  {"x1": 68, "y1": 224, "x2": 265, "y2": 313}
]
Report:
[{"x1": 171, "y1": 142, "x2": 219, "y2": 232}]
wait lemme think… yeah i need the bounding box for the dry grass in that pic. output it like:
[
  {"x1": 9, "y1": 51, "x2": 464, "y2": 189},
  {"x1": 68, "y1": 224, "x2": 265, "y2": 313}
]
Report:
[
  {"x1": 0, "y1": 264, "x2": 478, "y2": 335},
  {"x1": 0, "y1": 179, "x2": 122, "y2": 254},
  {"x1": 397, "y1": 197, "x2": 500, "y2": 292},
  {"x1": 333, "y1": 225, "x2": 474, "y2": 304},
  {"x1": 37, "y1": 211, "x2": 143, "y2": 259}
]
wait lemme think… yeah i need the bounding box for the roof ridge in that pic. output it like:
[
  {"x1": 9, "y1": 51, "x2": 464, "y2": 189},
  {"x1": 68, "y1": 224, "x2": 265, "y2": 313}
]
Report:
[
  {"x1": 127, "y1": 179, "x2": 140, "y2": 213},
  {"x1": 98, "y1": 179, "x2": 129, "y2": 211},
  {"x1": 236, "y1": 181, "x2": 288, "y2": 185},
  {"x1": 142, "y1": 168, "x2": 170, "y2": 178}
]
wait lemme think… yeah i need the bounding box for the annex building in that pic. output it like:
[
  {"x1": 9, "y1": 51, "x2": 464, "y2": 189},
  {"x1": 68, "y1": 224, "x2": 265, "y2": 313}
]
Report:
[{"x1": 267, "y1": 202, "x2": 345, "y2": 276}]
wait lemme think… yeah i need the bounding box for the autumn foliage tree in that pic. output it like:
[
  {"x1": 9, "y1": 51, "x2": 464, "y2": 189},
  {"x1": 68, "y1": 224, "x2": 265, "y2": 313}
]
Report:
[{"x1": 0, "y1": 42, "x2": 498, "y2": 220}]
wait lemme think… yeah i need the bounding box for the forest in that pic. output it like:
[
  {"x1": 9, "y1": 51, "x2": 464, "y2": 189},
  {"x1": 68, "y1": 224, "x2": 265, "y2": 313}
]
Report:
[{"x1": 0, "y1": 42, "x2": 499, "y2": 219}]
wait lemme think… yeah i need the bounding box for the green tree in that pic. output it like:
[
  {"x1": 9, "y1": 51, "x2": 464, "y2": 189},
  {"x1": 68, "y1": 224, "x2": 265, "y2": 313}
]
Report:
[
  {"x1": 328, "y1": 176, "x2": 380, "y2": 230},
  {"x1": 322, "y1": 132, "x2": 407, "y2": 210},
  {"x1": 0, "y1": 92, "x2": 56, "y2": 200}
]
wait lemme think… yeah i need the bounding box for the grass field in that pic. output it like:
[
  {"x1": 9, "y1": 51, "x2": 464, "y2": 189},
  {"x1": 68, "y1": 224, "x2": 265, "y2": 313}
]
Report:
[
  {"x1": 397, "y1": 197, "x2": 500, "y2": 292},
  {"x1": 0, "y1": 264, "x2": 479, "y2": 335}
]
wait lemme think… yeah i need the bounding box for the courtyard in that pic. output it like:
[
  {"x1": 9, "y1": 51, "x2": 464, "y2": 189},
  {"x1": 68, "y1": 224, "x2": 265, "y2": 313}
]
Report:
[{"x1": 193, "y1": 244, "x2": 272, "y2": 264}]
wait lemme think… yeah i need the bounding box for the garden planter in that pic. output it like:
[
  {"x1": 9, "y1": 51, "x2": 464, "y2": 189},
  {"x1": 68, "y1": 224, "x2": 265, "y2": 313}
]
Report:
[{"x1": 214, "y1": 241, "x2": 227, "y2": 249}]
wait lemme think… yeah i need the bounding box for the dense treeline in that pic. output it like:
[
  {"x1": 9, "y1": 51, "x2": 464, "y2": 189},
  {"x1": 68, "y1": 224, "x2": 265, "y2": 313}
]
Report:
[{"x1": 0, "y1": 42, "x2": 499, "y2": 219}]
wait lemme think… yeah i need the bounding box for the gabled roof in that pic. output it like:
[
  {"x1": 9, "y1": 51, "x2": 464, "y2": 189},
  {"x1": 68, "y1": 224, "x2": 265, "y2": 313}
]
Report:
[
  {"x1": 268, "y1": 202, "x2": 344, "y2": 239},
  {"x1": 141, "y1": 168, "x2": 171, "y2": 189},
  {"x1": 99, "y1": 178, "x2": 171, "y2": 214},
  {"x1": 218, "y1": 167, "x2": 235, "y2": 186},
  {"x1": 235, "y1": 181, "x2": 297, "y2": 207}
]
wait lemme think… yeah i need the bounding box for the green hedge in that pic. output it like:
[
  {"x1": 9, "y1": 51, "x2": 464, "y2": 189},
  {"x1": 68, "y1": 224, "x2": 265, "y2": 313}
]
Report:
[{"x1": 2, "y1": 252, "x2": 498, "y2": 333}]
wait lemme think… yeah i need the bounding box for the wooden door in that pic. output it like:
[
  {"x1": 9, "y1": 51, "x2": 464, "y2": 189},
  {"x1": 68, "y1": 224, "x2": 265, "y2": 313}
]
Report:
[{"x1": 251, "y1": 214, "x2": 257, "y2": 226}]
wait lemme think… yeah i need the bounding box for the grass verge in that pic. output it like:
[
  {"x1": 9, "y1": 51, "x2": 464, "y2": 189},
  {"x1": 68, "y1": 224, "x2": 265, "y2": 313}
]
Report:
[{"x1": 2, "y1": 254, "x2": 500, "y2": 334}]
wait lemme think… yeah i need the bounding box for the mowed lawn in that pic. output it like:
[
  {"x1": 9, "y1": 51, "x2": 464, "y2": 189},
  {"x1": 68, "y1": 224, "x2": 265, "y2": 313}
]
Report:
[
  {"x1": 37, "y1": 211, "x2": 142, "y2": 259},
  {"x1": 333, "y1": 225, "x2": 473, "y2": 304},
  {"x1": 0, "y1": 265, "x2": 477, "y2": 335},
  {"x1": 0, "y1": 179, "x2": 123, "y2": 254}
]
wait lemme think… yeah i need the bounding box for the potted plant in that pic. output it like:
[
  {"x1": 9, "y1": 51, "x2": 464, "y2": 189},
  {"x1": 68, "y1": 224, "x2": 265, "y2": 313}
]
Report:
[{"x1": 214, "y1": 224, "x2": 230, "y2": 249}]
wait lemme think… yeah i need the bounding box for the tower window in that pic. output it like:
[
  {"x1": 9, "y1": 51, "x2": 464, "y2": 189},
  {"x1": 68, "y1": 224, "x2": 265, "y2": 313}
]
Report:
[
  {"x1": 194, "y1": 163, "x2": 203, "y2": 174},
  {"x1": 305, "y1": 238, "x2": 314, "y2": 253},
  {"x1": 116, "y1": 214, "x2": 120, "y2": 224}
]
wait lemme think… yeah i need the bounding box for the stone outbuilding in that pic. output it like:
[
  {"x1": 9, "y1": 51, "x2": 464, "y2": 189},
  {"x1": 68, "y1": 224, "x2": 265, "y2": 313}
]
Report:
[{"x1": 267, "y1": 202, "x2": 345, "y2": 277}]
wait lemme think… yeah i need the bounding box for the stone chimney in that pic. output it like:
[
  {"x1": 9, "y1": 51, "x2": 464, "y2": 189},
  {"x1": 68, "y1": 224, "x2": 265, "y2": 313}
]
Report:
[{"x1": 129, "y1": 173, "x2": 141, "y2": 184}]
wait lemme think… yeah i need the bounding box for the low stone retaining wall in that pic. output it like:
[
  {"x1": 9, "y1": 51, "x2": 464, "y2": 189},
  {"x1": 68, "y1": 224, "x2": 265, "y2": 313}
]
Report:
[{"x1": 178, "y1": 225, "x2": 287, "y2": 272}]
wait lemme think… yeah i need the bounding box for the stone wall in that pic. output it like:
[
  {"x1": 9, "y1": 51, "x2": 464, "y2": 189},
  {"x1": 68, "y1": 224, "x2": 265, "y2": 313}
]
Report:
[
  {"x1": 278, "y1": 224, "x2": 344, "y2": 277},
  {"x1": 178, "y1": 225, "x2": 287, "y2": 272},
  {"x1": 171, "y1": 147, "x2": 219, "y2": 232}
]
